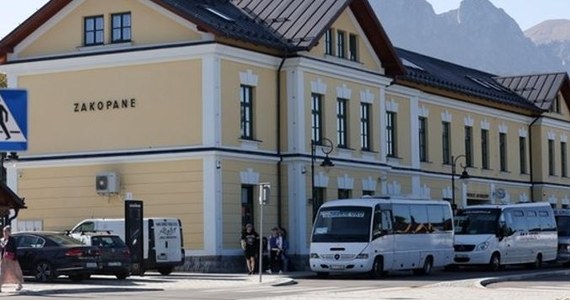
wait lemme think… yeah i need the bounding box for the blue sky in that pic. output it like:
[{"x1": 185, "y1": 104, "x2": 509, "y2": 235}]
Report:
[{"x1": 0, "y1": 0, "x2": 569, "y2": 39}]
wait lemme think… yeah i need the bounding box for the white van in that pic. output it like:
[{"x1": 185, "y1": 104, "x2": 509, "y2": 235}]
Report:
[
  {"x1": 554, "y1": 209, "x2": 570, "y2": 265},
  {"x1": 453, "y1": 202, "x2": 557, "y2": 270},
  {"x1": 310, "y1": 197, "x2": 454, "y2": 278},
  {"x1": 70, "y1": 218, "x2": 185, "y2": 275}
]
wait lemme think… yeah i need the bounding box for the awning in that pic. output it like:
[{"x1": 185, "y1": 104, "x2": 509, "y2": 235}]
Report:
[{"x1": 0, "y1": 182, "x2": 26, "y2": 216}]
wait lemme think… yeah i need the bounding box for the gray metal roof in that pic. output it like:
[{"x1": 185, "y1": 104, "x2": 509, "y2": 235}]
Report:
[
  {"x1": 494, "y1": 73, "x2": 568, "y2": 110},
  {"x1": 395, "y1": 48, "x2": 541, "y2": 113},
  {"x1": 232, "y1": 0, "x2": 349, "y2": 49}
]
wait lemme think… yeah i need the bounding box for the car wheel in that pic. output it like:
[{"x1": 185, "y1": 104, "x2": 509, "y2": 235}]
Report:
[
  {"x1": 158, "y1": 267, "x2": 173, "y2": 276},
  {"x1": 35, "y1": 261, "x2": 55, "y2": 282},
  {"x1": 529, "y1": 254, "x2": 543, "y2": 269},
  {"x1": 413, "y1": 256, "x2": 433, "y2": 275},
  {"x1": 489, "y1": 253, "x2": 501, "y2": 272},
  {"x1": 369, "y1": 256, "x2": 385, "y2": 279},
  {"x1": 116, "y1": 272, "x2": 129, "y2": 280}
]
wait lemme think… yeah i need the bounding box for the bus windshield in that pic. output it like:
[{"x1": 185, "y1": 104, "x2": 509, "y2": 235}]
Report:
[
  {"x1": 556, "y1": 216, "x2": 570, "y2": 236},
  {"x1": 312, "y1": 206, "x2": 372, "y2": 243},
  {"x1": 454, "y1": 208, "x2": 500, "y2": 235}
]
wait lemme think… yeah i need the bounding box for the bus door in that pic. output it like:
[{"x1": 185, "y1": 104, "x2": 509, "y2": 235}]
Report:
[
  {"x1": 372, "y1": 205, "x2": 394, "y2": 265},
  {"x1": 501, "y1": 210, "x2": 526, "y2": 264}
]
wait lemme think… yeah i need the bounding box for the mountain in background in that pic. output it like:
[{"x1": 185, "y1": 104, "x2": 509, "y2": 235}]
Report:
[
  {"x1": 525, "y1": 19, "x2": 570, "y2": 72},
  {"x1": 370, "y1": 0, "x2": 568, "y2": 76}
]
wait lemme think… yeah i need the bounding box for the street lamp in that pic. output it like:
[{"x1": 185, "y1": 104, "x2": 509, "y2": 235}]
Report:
[
  {"x1": 311, "y1": 138, "x2": 334, "y2": 220},
  {"x1": 451, "y1": 154, "x2": 470, "y2": 210}
]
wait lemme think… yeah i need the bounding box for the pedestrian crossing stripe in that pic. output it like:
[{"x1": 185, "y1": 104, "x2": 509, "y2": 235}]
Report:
[{"x1": 0, "y1": 89, "x2": 28, "y2": 151}]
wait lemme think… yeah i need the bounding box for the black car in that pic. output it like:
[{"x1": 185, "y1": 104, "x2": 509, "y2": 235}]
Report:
[
  {"x1": 13, "y1": 232, "x2": 100, "y2": 282},
  {"x1": 74, "y1": 233, "x2": 131, "y2": 279}
]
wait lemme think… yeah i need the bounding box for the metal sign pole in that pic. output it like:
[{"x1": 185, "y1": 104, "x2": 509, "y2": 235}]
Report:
[
  {"x1": 258, "y1": 203, "x2": 263, "y2": 283},
  {"x1": 257, "y1": 183, "x2": 270, "y2": 283}
]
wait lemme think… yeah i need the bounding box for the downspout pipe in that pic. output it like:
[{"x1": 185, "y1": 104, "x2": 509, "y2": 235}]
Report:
[
  {"x1": 528, "y1": 114, "x2": 541, "y2": 202},
  {"x1": 276, "y1": 53, "x2": 287, "y2": 228}
]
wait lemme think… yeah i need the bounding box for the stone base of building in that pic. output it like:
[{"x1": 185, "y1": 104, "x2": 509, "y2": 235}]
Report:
[{"x1": 177, "y1": 254, "x2": 310, "y2": 273}]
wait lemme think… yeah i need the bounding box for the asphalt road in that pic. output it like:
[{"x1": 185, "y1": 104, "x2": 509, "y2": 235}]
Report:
[{"x1": 3, "y1": 265, "x2": 569, "y2": 300}]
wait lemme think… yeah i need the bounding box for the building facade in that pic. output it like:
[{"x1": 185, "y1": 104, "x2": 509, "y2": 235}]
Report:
[{"x1": 0, "y1": 0, "x2": 569, "y2": 272}]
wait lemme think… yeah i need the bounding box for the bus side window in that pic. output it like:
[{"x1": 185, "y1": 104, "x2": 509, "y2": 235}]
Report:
[
  {"x1": 372, "y1": 209, "x2": 382, "y2": 239},
  {"x1": 382, "y1": 210, "x2": 393, "y2": 233}
]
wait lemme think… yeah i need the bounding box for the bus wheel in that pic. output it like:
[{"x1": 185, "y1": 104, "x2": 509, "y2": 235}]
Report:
[
  {"x1": 413, "y1": 257, "x2": 433, "y2": 275},
  {"x1": 370, "y1": 257, "x2": 384, "y2": 279},
  {"x1": 316, "y1": 272, "x2": 329, "y2": 279},
  {"x1": 528, "y1": 254, "x2": 543, "y2": 269},
  {"x1": 489, "y1": 253, "x2": 501, "y2": 271}
]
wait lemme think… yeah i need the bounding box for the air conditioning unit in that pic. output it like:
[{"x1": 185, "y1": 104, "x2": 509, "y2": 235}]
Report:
[{"x1": 96, "y1": 172, "x2": 120, "y2": 195}]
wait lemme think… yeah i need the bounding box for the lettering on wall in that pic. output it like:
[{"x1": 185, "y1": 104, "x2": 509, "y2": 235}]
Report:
[{"x1": 73, "y1": 98, "x2": 136, "y2": 112}]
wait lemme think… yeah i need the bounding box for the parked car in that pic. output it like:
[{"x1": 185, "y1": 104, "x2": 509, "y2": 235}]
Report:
[
  {"x1": 12, "y1": 232, "x2": 100, "y2": 282},
  {"x1": 73, "y1": 232, "x2": 131, "y2": 279}
]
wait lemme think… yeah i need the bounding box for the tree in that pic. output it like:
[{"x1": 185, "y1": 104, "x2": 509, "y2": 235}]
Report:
[{"x1": 0, "y1": 73, "x2": 6, "y2": 88}]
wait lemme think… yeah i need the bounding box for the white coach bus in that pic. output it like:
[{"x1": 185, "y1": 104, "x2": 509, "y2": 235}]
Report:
[
  {"x1": 309, "y1": 197, "x2": 454, "y2": 278},
  {"x1": 453, "y1": 202, "x2": 557, "y2": 270}
]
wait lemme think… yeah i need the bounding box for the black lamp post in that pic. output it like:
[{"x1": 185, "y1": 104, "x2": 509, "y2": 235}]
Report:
[
  {"x1": 451, "y1": 154, "x2": 470, "y2": 211},
  {"x1": 311, "y1": 138, "x2": 334, "y2": 220}
]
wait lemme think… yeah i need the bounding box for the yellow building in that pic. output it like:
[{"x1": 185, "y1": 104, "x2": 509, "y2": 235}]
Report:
[{"x1": 0, "y1": 0, "x2": 569, "y2": 271}]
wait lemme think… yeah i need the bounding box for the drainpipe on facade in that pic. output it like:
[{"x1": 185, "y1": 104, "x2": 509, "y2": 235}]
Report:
[
  {"x1": 528, "y1": 114, "x2": 541, "y2": 201},
  {"x1": 276, "y1": 53, "x2": 287, "y2": 228}
]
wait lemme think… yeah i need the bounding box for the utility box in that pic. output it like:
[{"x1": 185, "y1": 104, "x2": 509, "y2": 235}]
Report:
[{"x1": 96, "y1": 172, "x2": 120, "y2": 195}]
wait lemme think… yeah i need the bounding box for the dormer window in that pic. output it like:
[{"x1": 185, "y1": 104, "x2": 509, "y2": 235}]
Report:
[
  {"x1": 324, "y1": 28, "x2": 359, "y2": 62},
  {"x1": 336, "y1": 30, "x2": 346, "y2": 59},
  {"x1": 84, "y1": 15, "x2": 104, "y2": 46},
  {"x1": 324, "y1": 29, "x2": 334, "y2": 55},
  {"x1": 111, "y1": 12, "x2": 132, "y2": 43},
  {"x1": 349, "y1": 33, "x2": 358, "y2": 62},
  {"x1": 550, "y1": 94, "x2": 561, "y2": 113}
]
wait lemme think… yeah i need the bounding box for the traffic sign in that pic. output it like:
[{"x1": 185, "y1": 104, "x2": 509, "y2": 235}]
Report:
[{"x1": 0, "y1": 89, "x2": 27, "y2": 151}]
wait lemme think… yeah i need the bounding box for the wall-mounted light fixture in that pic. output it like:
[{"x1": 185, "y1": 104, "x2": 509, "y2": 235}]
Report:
[{"x1": 216, "y1": 160, "x2": 222, "y2": 169}]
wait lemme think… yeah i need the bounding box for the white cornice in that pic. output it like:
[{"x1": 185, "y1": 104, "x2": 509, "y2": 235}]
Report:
[
  {"x1": 535, "y1": 117, "x2": 570, "y2": 131},
  {"x1": 1, "y1": 43, "x2": 281, "y2": 76},
  {"x1": 286, "y1": 57, "x2": 392, "y2": 87}
]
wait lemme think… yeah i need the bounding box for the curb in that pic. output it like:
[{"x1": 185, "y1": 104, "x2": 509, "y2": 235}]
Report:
[
  {"x1": 271, "y1": 278, "x2": 297, "y2": 287},
  {"x1": 477, "y1": 269, "x2": 570, "y2": 287}
]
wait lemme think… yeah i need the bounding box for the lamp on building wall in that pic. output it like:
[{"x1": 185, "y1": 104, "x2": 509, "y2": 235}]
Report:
[
  {"x1": 311, "y1": 138, "x2": 334, "y2": 220},
  {"x1": 451, "y1": 154, "x2": 470, "y2": 211}
]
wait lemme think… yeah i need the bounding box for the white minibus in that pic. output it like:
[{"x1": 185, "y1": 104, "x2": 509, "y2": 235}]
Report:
[
  {"x1": 554, "y1": 209, "x2": 570, "y2": 265},
  {"x1": 453, "y1": 202, "x2": 557, "y2": 270},
  {"x1": 309, "y1": 197, "x2": 454, "y2": 278}
]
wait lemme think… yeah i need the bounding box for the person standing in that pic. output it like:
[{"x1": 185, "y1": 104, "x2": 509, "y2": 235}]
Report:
[
  {"x1": 241, "y1": 224, "x2": 259, "y2": 275},
  {"x1": 0, "y1": 226, "x2": 23, "y2": 292}
]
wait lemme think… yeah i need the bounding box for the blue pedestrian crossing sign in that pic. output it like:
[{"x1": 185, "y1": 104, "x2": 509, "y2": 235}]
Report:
[{"x1": 0, "y1": 89, "x2": 27, "y2": 151}]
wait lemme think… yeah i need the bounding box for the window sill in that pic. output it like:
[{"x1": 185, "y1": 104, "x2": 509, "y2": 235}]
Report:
[
  {"x1": 323, "y1": 54, "x2": 364, "y2": 67},
  {"x1": 337, "y1": 147, "x2": 354, "y2": 159},
  {"x1": 77, "y1": 42, "x2": 133, "y2": 52},
  {"x1": 239, "y1": 138, "x2": 262, "y2": 150},
  {"x1": 387, "y1": 156, "x2": 401, "y2": 164}
]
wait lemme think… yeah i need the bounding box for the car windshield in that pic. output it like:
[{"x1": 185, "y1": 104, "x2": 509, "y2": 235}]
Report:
[
  {"x1": 312, "y1": 206, "x2": 372, "y2": 243},
  {"x1": 454, "y1": 209, "x2": 500, "y2": 235},
  {"x1": 47, "y1": 234, "x2": 84, "y2": 245},
  {"x1": 556, "y1": 216, "x2": 570, "y2": 236}
]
